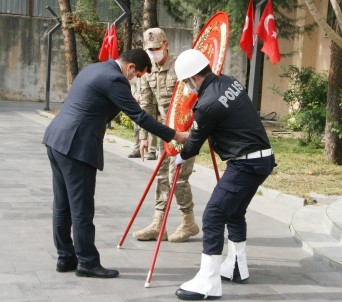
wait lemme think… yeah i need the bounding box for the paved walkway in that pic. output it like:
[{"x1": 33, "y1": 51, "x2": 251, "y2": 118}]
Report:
[{"x1": 1, "y1": 100, "x2": 342, "y2": 302}]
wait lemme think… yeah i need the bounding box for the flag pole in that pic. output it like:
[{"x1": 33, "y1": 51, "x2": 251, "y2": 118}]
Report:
[{"x1": 247, "y1": 0, "x2": 267, "y2": 111}]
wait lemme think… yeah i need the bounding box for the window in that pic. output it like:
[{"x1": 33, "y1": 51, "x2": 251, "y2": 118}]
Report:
[{"x1": 327, "y1": 1, "x2": 337, "y2": 28}]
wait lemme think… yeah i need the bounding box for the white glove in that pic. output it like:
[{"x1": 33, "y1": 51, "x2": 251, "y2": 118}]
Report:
[{"x1": 175, "y1": 153, "x2": 186, "y2": 166}]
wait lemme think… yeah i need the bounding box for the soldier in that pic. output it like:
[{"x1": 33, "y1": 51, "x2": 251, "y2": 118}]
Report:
[{"x1": 133, "y1": 28, "x2": 199, "y2": 243}]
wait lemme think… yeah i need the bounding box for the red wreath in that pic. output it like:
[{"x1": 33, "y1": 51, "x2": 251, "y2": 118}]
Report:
[{"x1": 165, "y1": 11, "x2": 230, "y2": 156}]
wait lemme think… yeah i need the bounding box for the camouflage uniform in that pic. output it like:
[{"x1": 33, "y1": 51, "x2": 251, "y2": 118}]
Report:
[
  {"x1": 129, "y1": 79, "x2": 157, "y2": 158},
  {"x1": 139, "y1": 54, "x2": 196, "y2": 213},
  {"x1": 133, "y1": 28, "x2": 199, "y2": 242}
]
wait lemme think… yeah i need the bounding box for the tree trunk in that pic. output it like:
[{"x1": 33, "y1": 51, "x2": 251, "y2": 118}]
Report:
[
  {"x1": 143, "y1": 0, "x2": 158, "y2": 31},
  {"x1": 325, "y1": 0, "x2": 342, "y2": 165},
  {"x1": 122, "y1": 0, "x2": 132, "y2": 52},
  {"x1": 193, "y1": 15, "x2": 202, "y2": 43},
  {"x1": 58, "y1": 0, "x2": 78, "y2": 88}
]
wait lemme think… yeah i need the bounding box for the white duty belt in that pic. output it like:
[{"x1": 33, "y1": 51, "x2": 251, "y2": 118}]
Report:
[{"x1": 230, "y1": 148, "x2": 273, "y2": 160}]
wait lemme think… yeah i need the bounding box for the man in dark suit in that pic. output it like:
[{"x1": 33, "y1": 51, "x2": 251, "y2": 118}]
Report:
[{"x1": 43, "y1": 49, "x2": 188, "y2": 278}]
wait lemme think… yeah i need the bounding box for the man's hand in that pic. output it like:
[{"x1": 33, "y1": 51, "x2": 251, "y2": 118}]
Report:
[
  {"x1": 173, "y1": 131, "x2": 189, "y2": 144},
  {"x1": 175, "y1": 153, "x2": 186, "y2": 166},
  {"x1": 139, "y1": 139, "x2": 148, "y2": 161}
]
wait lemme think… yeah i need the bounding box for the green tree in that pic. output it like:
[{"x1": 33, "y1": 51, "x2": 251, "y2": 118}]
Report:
[
  {"x1": 71, "y1": 0, "x2": 106, "y2": 63},
  {"x1": 305, "y1": 0, "x2": 342, "y2": 164},
  {"x1": 163, "y1": 0, "x2": 315, "y2": 47}
]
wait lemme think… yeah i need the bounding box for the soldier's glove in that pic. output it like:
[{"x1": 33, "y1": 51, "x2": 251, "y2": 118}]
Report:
[{"x1": 175, "y1": 153, "x2": 186, "y2": 166}]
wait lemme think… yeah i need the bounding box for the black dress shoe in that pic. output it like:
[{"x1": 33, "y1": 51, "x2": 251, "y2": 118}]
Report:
[
  {"x1": 221, "y1": 275, "x2": 249, "y2": 284},
  {"x1": 221, "y1": 260, "x2": 249, "y2": 284},
  {"x1": 75, "y1": 264, "x2": 119, "y2": 278},
  {"x1": 56, "y1": 258, "x2": 78, "y2": 272},
  {"x1": 175, "y1": 288, "x2": 221, "y2": 300}
]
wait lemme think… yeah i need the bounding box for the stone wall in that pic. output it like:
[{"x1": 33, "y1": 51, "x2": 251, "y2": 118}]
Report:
[
  {"x1": 0, "y1": 14, "x2": 67, "y2": 103},
  {"x1": 0, "y1": 13, "x2": 246, "y2": 105}
]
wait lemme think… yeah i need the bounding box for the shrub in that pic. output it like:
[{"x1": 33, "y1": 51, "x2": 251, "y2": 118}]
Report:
[
  {"x1": 272, "y1": 65, "x2": 328, "y2": 145},
  {"x1": 113, "y1": 112, "x2": 134, "y2": 129}
]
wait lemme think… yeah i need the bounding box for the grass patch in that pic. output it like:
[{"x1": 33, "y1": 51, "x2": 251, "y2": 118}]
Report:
[
  {"x1": 106, "y1": 122, "x2": 342, "y2": 198},
  {"x1": 107, "y1": 121, "x2": 134, "y2": 141}
]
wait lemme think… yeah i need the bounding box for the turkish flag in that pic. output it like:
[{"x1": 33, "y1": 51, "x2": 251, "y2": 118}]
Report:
[
  {"x1": 109, "y1": 24, "x2": 120, "y2": 60},
  {"x1": 256, "y1": 0, "x2": 280, "y2": 64},
  {"x1": 240, "y1": 0, "x2": 254, "y2": 60},
  {"x1": 98, "y1": 24, "x2": 120, "y2": 61},
  {"x1": 98, "y1": 26, "x2": 109, "y2": 62}
]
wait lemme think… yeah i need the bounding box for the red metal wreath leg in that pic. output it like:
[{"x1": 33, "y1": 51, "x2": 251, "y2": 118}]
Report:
[
  {"x1": 117, "y1": 151, "x2": 167, "y2": 248},
  {"x1": 208, "y1": 138, "x2": 220, "y2": 182},
  {"x1": 144, "y1": 164, "x2": 181, "y2": 287}
]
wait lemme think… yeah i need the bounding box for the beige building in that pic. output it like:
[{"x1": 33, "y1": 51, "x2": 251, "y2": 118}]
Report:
[{"x1": 260, "y1": 0, "x2": 331, "y2": 118}]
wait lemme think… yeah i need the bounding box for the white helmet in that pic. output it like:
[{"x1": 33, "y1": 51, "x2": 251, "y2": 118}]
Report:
[{"x1": 175, "y1": 49, "x2": 210, "y2": 81}]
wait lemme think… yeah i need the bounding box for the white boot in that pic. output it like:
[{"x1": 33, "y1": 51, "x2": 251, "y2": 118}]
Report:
[
  {"x1": 176, "y1": 253, "x2": 222, "y2": 300},
  {"x1": 220, "y1": 239, "x2": 249, "y2": 283}
]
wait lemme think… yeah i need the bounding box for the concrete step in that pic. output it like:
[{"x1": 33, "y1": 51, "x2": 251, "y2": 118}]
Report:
[
  {"x1": 290, "y1": 203, "x2": 342, "y2": 272},
  {"x1": 323, "y1": 200, "x2": 342, "y2": 243}
]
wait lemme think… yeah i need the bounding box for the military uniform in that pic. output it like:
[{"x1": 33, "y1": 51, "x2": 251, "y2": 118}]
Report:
[
  {"x1": 139, "y1": 54, "x2": 196, "y2": 213},
  {"x1": 128, "y1": 79, "x2": 157, "y2": 159},
  {"x1": 133, "y1": 28, "x2": 198, "y2": 243}
]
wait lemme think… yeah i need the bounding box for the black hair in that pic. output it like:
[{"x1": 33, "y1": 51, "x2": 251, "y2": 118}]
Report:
[
  {"x1": 196, "y1": 64, "x2": 212, "y2": 78},
  {"x1": 119, "y1": 49, "x2": 152, "y2": 73}
]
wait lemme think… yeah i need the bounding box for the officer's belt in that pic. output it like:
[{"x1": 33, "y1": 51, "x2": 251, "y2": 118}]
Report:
[{"x1": 230, "y1": 148, "x2": 273, "y2": 160}]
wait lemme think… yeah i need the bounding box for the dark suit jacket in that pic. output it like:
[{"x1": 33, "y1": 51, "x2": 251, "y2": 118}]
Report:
[{"x1": 43, "y1": 60, "x2": 175, "y2": 171}]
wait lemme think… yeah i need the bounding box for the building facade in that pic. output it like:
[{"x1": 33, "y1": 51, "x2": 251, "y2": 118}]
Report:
[{"x1": 0, "y1": 0, "x2": 333, "y2": 120}]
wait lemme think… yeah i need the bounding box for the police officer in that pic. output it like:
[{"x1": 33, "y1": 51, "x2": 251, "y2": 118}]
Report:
[
  {"x1": 133, "y1": 28, "x2": 199, "y2": 243},
  {"x1": 173, "y1": 49, "x2": 275, "y2": 300}
]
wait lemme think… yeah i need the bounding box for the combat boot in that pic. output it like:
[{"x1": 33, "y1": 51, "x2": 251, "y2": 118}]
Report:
[
  {"x1": 128, "y1": 149, "x2": 140, "y2": 158},
  {"x1": 168, "y1": 211, "x2": 199, "y2": 242},
  {"x1": 133, "y1": 210, "x2": 168, "y2": 241}
]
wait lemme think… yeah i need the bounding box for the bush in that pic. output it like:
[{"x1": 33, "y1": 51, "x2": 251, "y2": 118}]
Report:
[
  {"x1": 113, "y1": 112, "x2": 134, "y2": 129},
  {"x1": 272, "y1": 65, "x2": 328, "y2": 145}
]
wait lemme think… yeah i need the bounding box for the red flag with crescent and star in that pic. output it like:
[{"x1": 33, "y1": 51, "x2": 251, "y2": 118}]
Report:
[
  {"x1": 240, "y1": 0, "x2": 254, "y2": 60},
  {"x1": 98, "y1": 24, "x2": 120, "y2": 62},
  {"x1": 98, "y1": 26, "x2": 109, "y2": 61},
  {"x1": 256, "y1": 0, "x2": 280, "y2": 64}
]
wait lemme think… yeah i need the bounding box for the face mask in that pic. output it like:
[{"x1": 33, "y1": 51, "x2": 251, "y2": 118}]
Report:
[
  {"x1": 147, "y1": 49, "x2": 164, "y2": 63},
  {"x1": 185, "y1": 77, "x2": 198, "y2": 94},
  {"x1": 185, "y1": 82, "x2": 198, "y2": 94},
  {"x1": 129, "y1": 76, "x2": 137, "y2": 85},
  {"x1": 126, "y1": 66, "x2": 136, "y2": 80}
]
